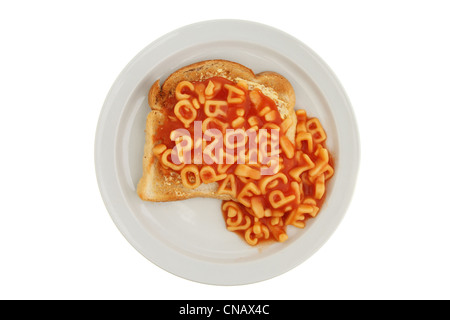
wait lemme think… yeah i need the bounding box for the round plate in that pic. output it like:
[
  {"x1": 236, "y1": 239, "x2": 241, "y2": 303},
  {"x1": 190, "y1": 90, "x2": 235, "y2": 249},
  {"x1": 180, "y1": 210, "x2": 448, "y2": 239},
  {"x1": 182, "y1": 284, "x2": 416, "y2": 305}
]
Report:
[{"x1": 95, "y1": 19, "x2": 360, "y2": 285}]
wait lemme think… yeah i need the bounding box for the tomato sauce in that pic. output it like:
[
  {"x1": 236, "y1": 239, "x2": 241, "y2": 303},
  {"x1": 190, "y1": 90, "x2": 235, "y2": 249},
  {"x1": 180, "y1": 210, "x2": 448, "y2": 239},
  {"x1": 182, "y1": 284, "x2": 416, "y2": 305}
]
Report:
[{"x1": 153, "y1": 76, "x2": 333, "y2": 245}]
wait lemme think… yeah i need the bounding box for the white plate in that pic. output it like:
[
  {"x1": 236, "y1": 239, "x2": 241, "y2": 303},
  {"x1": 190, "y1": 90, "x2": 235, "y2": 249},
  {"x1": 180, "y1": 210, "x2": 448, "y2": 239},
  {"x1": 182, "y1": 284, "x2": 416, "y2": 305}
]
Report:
[{"x1": 95, "y1": 19, "x2": 360, "y2": 285}]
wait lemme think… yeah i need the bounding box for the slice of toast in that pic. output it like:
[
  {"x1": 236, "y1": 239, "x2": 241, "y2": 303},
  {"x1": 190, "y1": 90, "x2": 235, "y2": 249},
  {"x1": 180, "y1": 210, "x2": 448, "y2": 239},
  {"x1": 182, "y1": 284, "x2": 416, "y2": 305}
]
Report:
[{"x1": 137, "y1": 60, "x2": 297, "y2": 202}]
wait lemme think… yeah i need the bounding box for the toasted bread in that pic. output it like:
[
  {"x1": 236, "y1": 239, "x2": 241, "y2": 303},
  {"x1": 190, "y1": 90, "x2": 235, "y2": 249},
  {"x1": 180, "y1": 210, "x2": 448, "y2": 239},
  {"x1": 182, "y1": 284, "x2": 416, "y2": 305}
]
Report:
[{"x1": 137, "y1": 60, "x2": 297, "y2": 202}]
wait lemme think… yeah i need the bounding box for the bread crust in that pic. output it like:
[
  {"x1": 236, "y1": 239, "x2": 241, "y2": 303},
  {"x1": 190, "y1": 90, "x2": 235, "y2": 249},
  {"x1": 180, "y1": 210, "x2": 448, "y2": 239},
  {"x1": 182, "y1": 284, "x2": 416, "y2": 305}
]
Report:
[{"x1": 137, "y1": 60, "x2": 297, "y2": 202}]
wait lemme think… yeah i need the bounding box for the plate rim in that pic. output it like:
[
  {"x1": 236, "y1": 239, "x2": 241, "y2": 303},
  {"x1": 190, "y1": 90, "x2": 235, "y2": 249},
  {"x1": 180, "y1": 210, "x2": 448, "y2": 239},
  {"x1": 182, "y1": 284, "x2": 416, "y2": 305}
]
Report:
[{"x1": 95, "y1": 19, "x2": 360, "y2": 285}]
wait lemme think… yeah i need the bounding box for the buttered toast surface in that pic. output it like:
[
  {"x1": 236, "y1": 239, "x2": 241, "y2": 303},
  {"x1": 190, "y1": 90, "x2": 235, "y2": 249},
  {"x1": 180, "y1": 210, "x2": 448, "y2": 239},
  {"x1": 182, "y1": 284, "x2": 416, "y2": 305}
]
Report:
[{"x1": 137, "y1": 60, "x2": 297, "y2": 202}]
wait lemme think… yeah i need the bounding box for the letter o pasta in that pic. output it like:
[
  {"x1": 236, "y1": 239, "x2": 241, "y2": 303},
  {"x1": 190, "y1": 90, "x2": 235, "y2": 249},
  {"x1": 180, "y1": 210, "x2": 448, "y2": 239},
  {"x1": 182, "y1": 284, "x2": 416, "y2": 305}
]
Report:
[{"x1": 180, "y1": 165, "x2": 201, "y2": 189}]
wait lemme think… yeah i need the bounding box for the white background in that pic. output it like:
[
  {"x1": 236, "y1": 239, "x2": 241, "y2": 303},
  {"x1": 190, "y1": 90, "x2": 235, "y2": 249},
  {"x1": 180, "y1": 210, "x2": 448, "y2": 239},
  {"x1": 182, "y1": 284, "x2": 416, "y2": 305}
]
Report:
[{"x1": 1, "y1": 0, "x2": 449, "y2": 300}]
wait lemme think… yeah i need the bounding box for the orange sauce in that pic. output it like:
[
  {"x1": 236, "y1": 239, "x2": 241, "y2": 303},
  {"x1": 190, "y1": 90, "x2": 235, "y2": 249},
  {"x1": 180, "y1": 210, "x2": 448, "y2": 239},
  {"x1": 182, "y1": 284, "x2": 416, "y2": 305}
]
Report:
[{"x1": 153, "y1": 76, "x2": 333, "y2": 245}]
